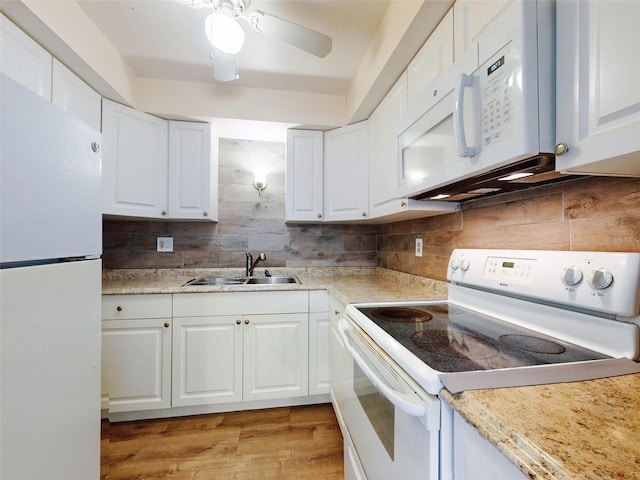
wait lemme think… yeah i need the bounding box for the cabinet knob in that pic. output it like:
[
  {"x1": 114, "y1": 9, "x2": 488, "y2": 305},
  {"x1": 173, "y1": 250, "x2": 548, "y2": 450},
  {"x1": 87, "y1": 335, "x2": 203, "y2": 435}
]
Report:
[
  {"x1": 116, "y1": 305, "x2": 123, "y2": 312},
  {"x1": 164, "y1": 322, "x2": 170, "y2": 328},
  {"x1": 334, "y1": 310, "x2": 340, "y2": 316},
  {"x1": 400, "y1": 200, "x2": 407, "y2": 207},
  {"x1": 161, "y1": 210, "x2": 167, "y2": 216},
  {"x1": 317, "y1": 213, "x2": 322, "y2": 219},
  {"x1": 91, "y1": 141, "x2": 100, "y2": 153},
  {"x1": 203, "y1": 211, "x2": 208, "y2": 216},
  {"x1": 236, "y1": 319, "x2": 241, "y2": 325},
  {"x1": 244, "y1": 319, "x2": 250, "y2": 325},
  {"x1": 554, "y1": 143, "x2": 569, "y2": 156},
  {"x1": 362, "y1": 211, "x2": 367, "y2": 217}
]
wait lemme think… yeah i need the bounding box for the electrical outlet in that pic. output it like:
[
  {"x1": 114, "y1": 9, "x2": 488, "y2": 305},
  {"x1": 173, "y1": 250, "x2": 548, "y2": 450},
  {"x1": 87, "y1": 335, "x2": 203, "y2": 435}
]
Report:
[
  {"x1": 157, "y1": 237, "x2": 174, "y2": 253},
  {"x1": 415, "y1": 238, "x2": 423, "y2": 257}
]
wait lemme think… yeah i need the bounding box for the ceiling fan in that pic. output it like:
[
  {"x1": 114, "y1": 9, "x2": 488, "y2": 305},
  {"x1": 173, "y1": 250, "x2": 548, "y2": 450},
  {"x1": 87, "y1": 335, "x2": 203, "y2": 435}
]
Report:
[{"x1": 188, "y1": 0, "x2": 333, "y2": 81}]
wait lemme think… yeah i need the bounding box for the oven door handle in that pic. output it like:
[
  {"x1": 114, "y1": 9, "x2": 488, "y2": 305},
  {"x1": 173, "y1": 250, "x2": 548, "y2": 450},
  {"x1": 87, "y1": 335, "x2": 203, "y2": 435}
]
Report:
[{"x1": 338, "y1": 319, "x2": 427, "y2": 418}]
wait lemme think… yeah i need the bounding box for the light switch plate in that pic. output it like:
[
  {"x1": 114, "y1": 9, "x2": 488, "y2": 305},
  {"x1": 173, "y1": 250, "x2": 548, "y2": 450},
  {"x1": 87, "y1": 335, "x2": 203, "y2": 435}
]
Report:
[
  {"x1": 157, "y1": 237, "x2": 173, "y2": 253},
  {"x1": 415, "y1": 238, "x2": 423, "y2": 257}
]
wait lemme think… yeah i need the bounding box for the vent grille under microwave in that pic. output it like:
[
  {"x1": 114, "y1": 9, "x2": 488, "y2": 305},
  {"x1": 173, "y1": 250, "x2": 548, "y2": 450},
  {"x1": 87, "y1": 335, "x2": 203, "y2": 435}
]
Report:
[{"x1": 411, "y1": 155, "x2": 572, "y2": 202}]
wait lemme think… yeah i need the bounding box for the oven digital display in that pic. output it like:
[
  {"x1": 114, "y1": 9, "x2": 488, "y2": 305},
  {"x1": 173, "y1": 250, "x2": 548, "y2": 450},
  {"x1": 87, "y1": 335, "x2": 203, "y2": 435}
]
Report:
[
  {"x1": 502, "y1": 261, "x2": 515, "y2": 268},
  {"x1": 487, "y1": 56, "x2": 505, "y2": 76}
]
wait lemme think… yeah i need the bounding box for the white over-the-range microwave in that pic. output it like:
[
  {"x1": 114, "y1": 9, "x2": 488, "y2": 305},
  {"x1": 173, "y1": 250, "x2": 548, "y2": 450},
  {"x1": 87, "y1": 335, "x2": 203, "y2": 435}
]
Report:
[{"x1": 397, "y1": 0, "x2": 559, "y2": 202}]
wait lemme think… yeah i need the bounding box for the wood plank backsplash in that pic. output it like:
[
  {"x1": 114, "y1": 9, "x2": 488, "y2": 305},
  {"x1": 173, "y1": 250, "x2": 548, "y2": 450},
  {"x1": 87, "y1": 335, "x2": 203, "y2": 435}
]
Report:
[
  {"x1": 103, "y1": 138, "x2": 640, "y2": 277},
  {"x1": 378, "y1": 176, "x2": 640, "y2": 281}
]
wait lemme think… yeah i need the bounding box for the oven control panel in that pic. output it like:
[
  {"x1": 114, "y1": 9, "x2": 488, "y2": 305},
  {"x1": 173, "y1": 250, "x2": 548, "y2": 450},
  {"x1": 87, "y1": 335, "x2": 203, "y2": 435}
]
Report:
[{"x1": 447, "y1": 249, "x2": 640, "y2": 318}]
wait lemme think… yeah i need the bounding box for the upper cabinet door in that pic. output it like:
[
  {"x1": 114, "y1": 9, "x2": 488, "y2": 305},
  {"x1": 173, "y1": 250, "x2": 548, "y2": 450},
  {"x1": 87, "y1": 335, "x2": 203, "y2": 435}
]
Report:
[
  {"x1": 324, "y1": 121, "x2": 369, "y2": 222},
  {"x1": 0, "y1": 14, "x2": 52, "y2": 100},
  {"x1": 555, "y1": 0, "x2": 640, "y2": 176},
  {"x1": 168, "y1": 121, "x2": 217, "y2": 221},
  {"x1": 453, "y1": 0, "x2": 513, "y2": 60},
  {"x1": 102, "y1": 99, "x2": 169, "y2": 218},
  {"x1": 407, "y1": 8, "x2": 454, "y2": 103},
  {"x1": 286, "y1": 129, "x2": 324, "y2": 222},
  {"x1": 52, "y1": 59, "x2": 101, "y2": 131},
  {"x1": 369, "y1": 72, "x2": 408, "y2": 216}
]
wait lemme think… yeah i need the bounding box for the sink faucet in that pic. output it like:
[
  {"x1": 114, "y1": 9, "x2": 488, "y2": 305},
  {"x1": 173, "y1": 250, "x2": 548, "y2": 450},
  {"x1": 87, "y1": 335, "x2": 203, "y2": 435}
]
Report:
[{"x1": 246, "y1": 252, "x2": 266, "y2": 277}]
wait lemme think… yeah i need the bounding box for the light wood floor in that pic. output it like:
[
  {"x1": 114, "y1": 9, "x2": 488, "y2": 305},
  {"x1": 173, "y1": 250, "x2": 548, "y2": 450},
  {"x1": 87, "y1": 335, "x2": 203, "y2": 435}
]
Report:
[{"x1": 101, "y1": 403, "x2": 344, "y2": 480}]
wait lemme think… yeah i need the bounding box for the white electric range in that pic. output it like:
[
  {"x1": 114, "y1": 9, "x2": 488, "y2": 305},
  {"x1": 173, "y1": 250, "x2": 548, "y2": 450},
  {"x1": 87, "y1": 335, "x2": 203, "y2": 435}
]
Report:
[{"x1": 332, "y1": 249, "x2": 640, "y2": 480}]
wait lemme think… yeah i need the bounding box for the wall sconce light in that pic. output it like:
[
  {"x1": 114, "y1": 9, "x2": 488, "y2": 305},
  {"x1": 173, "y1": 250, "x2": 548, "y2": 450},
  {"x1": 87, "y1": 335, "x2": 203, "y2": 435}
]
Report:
[{"x1": 253, "y1": 170, "x2": 268, "y2": 196}]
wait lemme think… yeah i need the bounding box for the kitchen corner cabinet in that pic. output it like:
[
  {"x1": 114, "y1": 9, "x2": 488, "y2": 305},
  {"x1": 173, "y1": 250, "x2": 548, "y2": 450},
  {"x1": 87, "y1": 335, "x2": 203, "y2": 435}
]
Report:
[
  {"x1": 102, "y1": 99, "x2": 169, "y2": 218},
  {"x1": 101, "y1": 295, "x2": 172, "y2": 413},
  {"x1": 309, "y1": 291, "x2": 330, "y2": 395},
  {"x1": 0, "y1": 13, "x2": 52, "y2": 101},
  {"x1": 172, "y1": 291, "x2": 309, "y2": 407},
  {"x1": 102, "y1": 100, "x2": 217, "y2": 220},
  {"x1": 323, "y1": 121, "x2": 369, "y2": 222},
  {"x1": 51, "y1": 59, "x2": 101, "y2": 131},
  {"x1": 285, "y1": 129, "x2": 324, "y2": 222},
  {"x1": 555, "y1": 0, "x2": 640, "y2": 176}
]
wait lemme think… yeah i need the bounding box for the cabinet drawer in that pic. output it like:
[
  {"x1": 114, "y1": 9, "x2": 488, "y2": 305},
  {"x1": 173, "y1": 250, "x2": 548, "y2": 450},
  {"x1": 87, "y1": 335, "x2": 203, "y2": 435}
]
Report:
[
  {"x1": 309, "y1": 290, "x2": 329, "y2": 312},
  {"x1": 173, "y1": 291, "x2": 308, "y2": 317},
  {"x1": 102, "y1": 294, "x2": 172, "y2": 320}
]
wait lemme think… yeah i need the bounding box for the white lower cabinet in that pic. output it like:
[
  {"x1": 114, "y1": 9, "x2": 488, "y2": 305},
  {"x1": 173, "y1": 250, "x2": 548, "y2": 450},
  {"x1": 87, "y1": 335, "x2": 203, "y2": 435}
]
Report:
[
  {"x1": 171, "y1": 315, "x2": 243, "y2": 407},
  {"x1": 243, "y1": 313, "x2": 309, "y2": 401},
  {"x1": 309, "y1": 290, "x2": 330, "y2": 395},
  {"x1": 172, "y1": 291, "x2": 310, "y2": 408},
  {"x1": 101, "y1": 295, "x2": 172, "y2": 413},
  {"x1": 452, "y1": 409, "x2": 525, "y2": 479}
]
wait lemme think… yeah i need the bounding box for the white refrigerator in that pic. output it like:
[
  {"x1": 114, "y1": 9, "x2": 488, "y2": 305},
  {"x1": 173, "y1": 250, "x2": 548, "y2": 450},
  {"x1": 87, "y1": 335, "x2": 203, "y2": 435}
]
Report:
[{"x1": 1, "y1": 74, "x2": 102, "y2": 479}]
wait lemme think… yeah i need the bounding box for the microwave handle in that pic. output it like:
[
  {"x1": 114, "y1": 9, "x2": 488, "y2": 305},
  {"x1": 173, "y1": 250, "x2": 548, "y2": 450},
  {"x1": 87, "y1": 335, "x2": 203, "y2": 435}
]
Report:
[
  {"x1": 454, "y1": 74, "x2": 476, "y2": 157},
  {"x1": 337, "y1": 318, "x2": 427, "y2": 417}
]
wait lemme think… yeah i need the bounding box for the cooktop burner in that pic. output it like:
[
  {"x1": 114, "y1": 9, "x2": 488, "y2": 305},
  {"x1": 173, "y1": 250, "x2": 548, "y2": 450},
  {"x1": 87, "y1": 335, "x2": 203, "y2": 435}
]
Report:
[
  {"x1": 369, "y1": 307, "x2": 433, "y2": 323},
  {"x1": 357, "y1": 303, "x2": 609, "y2": 373}
]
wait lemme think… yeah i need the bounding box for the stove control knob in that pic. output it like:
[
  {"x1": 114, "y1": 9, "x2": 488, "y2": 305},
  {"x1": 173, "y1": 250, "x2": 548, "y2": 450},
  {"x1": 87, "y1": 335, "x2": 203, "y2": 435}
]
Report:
[
  {"x1": 589, "y1": 268, "x2": 614, "y2": 290},
  {"x1": 460, "y1": 258, "x2": 470, "y2": 271},
  {"x1": 449, "y1": 258, "x2": 460, "y2": 271},
  {"x1": 561, "y1": 266, "x2": 583, "y2": 286}
]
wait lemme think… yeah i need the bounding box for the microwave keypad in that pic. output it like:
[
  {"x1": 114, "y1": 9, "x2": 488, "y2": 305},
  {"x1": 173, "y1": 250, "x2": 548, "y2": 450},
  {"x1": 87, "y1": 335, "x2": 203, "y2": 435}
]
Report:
[{"x1": 482, "y1": 71, "x2": 512, "y2": 146}]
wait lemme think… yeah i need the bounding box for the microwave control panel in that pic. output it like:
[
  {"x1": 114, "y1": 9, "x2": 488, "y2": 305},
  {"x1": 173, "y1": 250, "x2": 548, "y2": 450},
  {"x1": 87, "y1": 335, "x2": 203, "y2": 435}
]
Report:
[{"x1": 480, "y1": 47, "x2": 514, "y2": 147}]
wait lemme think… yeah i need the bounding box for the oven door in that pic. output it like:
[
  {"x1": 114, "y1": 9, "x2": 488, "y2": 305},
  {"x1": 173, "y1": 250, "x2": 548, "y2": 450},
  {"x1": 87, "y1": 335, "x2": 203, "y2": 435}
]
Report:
[{"x1": 337, "y1": 316, "x2": 440, "y2": 480}]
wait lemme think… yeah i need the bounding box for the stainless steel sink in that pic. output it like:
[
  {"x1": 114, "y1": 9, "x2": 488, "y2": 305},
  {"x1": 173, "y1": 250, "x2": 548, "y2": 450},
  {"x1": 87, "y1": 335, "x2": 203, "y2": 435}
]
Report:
[
  {"x1": 182, "y1": 276, "x2": 300, "y2": 286},
  {"x1": 182, "y1": 276, "x2": 246, "y2": 286},
  {"x1": 244, "y1": 276, "x2": 300, "y2": 285}
]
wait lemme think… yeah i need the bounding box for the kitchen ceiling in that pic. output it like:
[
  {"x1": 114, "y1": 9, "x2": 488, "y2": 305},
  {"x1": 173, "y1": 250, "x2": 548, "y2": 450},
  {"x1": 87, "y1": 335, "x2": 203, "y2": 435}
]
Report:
[{"x1": 77, "y1": 0, "x2": 390, "y2": 96}]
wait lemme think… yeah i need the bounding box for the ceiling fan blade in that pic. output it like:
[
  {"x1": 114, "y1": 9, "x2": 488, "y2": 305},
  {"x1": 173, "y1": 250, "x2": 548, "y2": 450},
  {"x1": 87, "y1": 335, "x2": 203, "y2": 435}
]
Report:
[
  {"x1": 247, "y1": 10, "x2": 332, "y2": 58},
  {"x1": 212, "y1": 49, "x2": 238, "y2": 81}
]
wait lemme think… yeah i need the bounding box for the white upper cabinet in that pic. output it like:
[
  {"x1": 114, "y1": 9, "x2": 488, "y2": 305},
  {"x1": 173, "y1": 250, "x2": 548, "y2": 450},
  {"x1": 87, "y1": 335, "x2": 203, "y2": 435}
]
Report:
[
  {"x1": 168, "y1": 121, "x2": 217, "y2": 220},
  {"x1": 453, "y1": 0, "x2": 513, "y2": 60},
  {"x1": 102, "y1": 100, "x2": 217, "y2": 220},
  {"x1": 323, "y1": 121, "x2": 369, "y2": 222},
  {"x1": 407, "y1": 8, "x2": 454, "y2": 103},
  {"x1": 102, "y1": 99, "x2": 169, "y2": 219},
  {"x1": 285, "y1": 129, "x2": 324, "y2": 222},
  {"x1": 0, "y1": 13, "x2": 52, "y2": 100},
  {"x1": 555, "y1": 0, "x2": 640, "y2": 176},
  {"x1": 52, "y1": 59, "x2": 101, "y2": 131}
]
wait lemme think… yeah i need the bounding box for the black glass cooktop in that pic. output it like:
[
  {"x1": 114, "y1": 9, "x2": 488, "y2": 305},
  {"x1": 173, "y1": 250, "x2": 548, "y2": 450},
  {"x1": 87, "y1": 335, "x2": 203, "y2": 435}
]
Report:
[{"x1": 357, "y1": 303, "x2": 609, "y2": 373}]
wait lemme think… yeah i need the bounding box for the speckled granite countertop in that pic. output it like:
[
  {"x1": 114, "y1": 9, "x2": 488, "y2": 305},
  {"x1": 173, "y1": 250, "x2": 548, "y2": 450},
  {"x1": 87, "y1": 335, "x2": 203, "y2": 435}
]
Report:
[
  {"x1": 440, "y1": 375, "x2": 640, "y2": 479},
  {"x1": 102, "y1": 267, "x2": 640, "y2": 479},
  {"x1": 102, "y1": 266, "x2": 449, "y2": 305}
]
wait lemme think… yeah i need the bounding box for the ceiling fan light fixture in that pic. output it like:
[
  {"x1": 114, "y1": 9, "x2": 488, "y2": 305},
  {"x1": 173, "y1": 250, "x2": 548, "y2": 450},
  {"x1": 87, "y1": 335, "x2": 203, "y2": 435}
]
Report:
[{"x1": 205, "y1": 12, "x2": 245, "y2": 54}]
